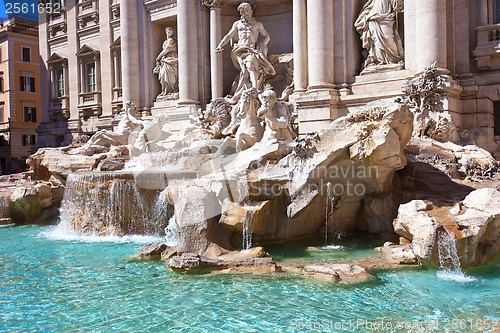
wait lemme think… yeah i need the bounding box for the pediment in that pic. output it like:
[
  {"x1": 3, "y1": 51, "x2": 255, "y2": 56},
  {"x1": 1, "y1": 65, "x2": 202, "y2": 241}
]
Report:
[{"x1": 76, "y1": 44, "x2": 99, "y2": 57}]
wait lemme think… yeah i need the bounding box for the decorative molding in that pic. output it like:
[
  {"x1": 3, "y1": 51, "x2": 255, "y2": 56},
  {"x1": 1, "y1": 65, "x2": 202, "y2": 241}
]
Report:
[{"x1": 144, "y1": 0, "x2": 177, "y2": 13}]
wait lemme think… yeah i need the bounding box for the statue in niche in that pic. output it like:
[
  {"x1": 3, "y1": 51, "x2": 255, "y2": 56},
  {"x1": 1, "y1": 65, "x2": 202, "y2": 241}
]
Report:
[
  {"x1": 354, "y1": 0, "x2": 404, "y2": 73},
  {"x1": 257, "y1": 88, "x2": 295, "y2": 144},
  {"x1": 215, "y1": 2, "x2": 276, "y2": 102},
  {"x1": 72, "y1": 101, "x2": 142, "y2": 155},
  {"x1": 153, "y1": 26, "x2": 179, "y2": 99}
]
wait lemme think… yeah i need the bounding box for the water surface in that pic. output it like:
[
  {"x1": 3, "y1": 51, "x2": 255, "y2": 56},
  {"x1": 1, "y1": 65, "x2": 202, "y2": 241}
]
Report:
[{"x1": 1, "y1": 226, "x2": 499, "y2": 332}]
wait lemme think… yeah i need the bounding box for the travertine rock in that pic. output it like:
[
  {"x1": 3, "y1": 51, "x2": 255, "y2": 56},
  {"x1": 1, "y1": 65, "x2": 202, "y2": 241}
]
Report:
[
  {"x1": 302, "y1": 264, "x2": 374, "y2": 284},
  {"x1": 0, "y1": 173, "x2": 64, "y2": 225},
  {"x1": 392, "y1": 189, "x2": 500, "y2": 267}
]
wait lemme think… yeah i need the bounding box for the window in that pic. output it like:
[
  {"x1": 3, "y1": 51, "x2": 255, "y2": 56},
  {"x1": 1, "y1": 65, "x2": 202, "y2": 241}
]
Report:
[
  {"x1": 24, "y1": 106, "x2": 37, "y2": 123},
  {"x1": 21, "y1": 76, "x2": 35, "y2": 92},
  {"x1": 0, "y1": 102, "x2": 4, "y2": 123},
  {"x1": 0, "y1": 47, "x2": 2, "y2": 62},
  {"x1": 55, "y1": 68, "x2": 65, "y2": 97},
  {"x1": 22, "y1": 135, "x2": 36, "y2": 146},
  {"x1": 496, "y1": 0, "x2": 500, "y2": 24},
  {"x1": 494, "y1": 101, "x2": 500, "y2": 136},
  {"x1": 0, "y1": 72, "x2": 3, "y2": 93},
  {"x1": 22, "y1": 47, "x2": 31, "y2": 62},
  {"x1": 86, "y1": 62, "x2": 96, "y2": 92}
]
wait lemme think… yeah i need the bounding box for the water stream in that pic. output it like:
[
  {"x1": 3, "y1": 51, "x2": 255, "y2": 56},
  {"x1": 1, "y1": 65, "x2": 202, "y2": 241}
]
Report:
[{"x1": 437, "y1": 229, "x2": 476, "y2": 283}]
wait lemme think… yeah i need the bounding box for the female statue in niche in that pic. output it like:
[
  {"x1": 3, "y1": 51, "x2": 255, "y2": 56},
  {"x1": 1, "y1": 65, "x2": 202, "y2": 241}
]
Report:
[
  {"x1": 153, "y1": 26, "x2": 179, "y2": 99},
  {"x1": 354, "y1": 0, "x2": 404, "y2": 72}
]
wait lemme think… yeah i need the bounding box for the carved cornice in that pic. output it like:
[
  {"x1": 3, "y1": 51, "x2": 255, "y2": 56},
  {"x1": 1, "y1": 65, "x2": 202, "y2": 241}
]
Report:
[
  {"x1": 202, "y1": 0, "x2": 224, "y2": 10},
  {"x1": 144, "y1": 0, "x2": 177, "y2": 13}
]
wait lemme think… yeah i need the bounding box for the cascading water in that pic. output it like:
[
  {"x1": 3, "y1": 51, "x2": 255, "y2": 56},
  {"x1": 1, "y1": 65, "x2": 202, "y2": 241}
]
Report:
[
  {"x1": 322, "y1": 182, "x2": 343, "y2": 250},
  {"x1": 164, "y1": 215, "x2": 179, "y2": 246},
  {"x1": 242, "y1": 210, "x2": 254, "y2": 250},
  {"x1": 436, "y1": 229, "x2": 475, "y2": 282},
  {"x1": 325, "y1": 182, "x2": 333, "y2": 245},
  {"x1": 57, "y1": 172, "x2": 172, "y2": 237}
]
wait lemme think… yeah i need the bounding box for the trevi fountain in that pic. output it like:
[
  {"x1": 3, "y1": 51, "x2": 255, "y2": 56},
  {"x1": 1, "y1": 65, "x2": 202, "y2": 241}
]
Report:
[{"x1": 1, "y1": 1, "x2": 499, "y2": 332}]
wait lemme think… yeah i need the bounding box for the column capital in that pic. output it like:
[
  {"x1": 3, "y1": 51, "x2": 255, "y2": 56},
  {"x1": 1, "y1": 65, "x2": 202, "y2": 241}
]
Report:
[{"x1": 202, "y1": 0, "x2": 224, "y2": 10}]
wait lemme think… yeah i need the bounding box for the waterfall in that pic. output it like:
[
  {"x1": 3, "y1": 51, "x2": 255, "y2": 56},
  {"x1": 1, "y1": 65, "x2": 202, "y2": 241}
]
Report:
[
  {"x1": 242, "y1": 210, "x2": 254, "y2": 250},
  {"x1": 57, "y1": 172, "x2": 172, "y2": 237},
  {"x1": 165, "y1": 215, "x2": 179, "y2": 246},
  {"x1": 325, "y1": 182, "x2": 332, "y2": 244},
  {"x1": 436, "y1": 229, "x2": 475, "y2": 282}
]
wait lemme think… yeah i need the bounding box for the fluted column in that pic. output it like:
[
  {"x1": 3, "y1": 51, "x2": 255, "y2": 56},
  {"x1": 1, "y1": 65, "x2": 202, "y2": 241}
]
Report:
[
  {"x1": 416, "y1": 0, "x2": 447, "y2": 71},
  {"x1": 177, "y1": 0, "x2": 200, "y2": 104},
  {"x1": 120, "y1": 0, "x2": 140, "y2": 108},
  {"x1": 306, "y1": 0, "x2": 334, "y2": 90},
  {"x1": 204, "y1": 0, "x2": 224, "y2": 100},
  {"x1": 293, "y1": 0, "x2": 307, "y2": 92}
]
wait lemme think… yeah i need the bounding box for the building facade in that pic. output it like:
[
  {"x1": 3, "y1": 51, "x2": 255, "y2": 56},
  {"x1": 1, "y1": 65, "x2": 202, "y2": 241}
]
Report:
[
  {"x1": 0, "y1": 17, "x2": 40, "y2": 173},
  {"x1": 37, "y1": 0, "x2": 500, "y2": 156}
]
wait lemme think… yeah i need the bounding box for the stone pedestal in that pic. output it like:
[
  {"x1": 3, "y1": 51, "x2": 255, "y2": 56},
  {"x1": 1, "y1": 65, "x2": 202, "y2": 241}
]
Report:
[
  {"x1": 350, "y1": 70, "x2": 411, "y2": 97},
  {"x1": 292, "y1": 90, "x2": 341, "y2": 134},
  {"x1": 164, "y1": 105, "x2": 199, "y2": 134}
]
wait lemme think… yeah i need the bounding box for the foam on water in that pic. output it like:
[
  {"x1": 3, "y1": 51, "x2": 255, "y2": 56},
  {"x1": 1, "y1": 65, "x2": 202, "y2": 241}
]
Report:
[
  {"x1": 436, "y1": 270, "x2": 477, "y2": 283},
  {"x1": 41, "y1": 225, "x2": 164, "y2": 244},
  {"x1": 321, "y1": 244, "x2": 344, "y2": 250}
]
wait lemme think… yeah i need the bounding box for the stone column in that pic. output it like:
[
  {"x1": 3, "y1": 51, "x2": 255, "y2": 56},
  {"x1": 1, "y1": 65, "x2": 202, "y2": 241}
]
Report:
[
  {"x1": 177, "y1": 0, "x2": 200, "y2": 105},
  {"x1": 203, "y1": 0, "x2": 224, "y2": 100},
  {"x1": 478, "y1": 0, "x2": 489, "y2": 25},
  {"x1": 293, "y1": 0, "x2": 307, "y2": 92},
  {"x1": 416, "y1": 0, "x2": 447, "y2": 71},
  {"x1": 120, "y1": 0, "x2": 140, "y2": 107},
  {"x1": 306, "y1": 0, "x2": 335, "y2": 90}
]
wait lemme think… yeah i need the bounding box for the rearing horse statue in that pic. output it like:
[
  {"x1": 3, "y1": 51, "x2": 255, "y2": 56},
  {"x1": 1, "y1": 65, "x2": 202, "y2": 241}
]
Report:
[{"x1": 235, "y1": 87, "x2": 264, "y2": 151}]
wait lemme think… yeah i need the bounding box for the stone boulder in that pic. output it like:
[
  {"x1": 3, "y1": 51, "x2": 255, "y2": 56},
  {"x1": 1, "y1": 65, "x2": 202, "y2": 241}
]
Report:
[
  {"x1": 27, "y1": 145, "x2": 132, "y2": 182},
  {"x1": 167, "y1": 101, "x2": 415, "y2": 254},
  {"x1": 27, "y1": 148, "x2": 107, "y2": 181},
  {"x1": 391, "y1": 188, "x2": 500, "y2": 268},
  {"x1": 0, "y1": 172, "x2": 65, "y2": 225},
  {"x1": 168, "y1": 247, "x2": 278, "y2": 274},
  {"x1": 301, "y1": 264, "x2": 374, "y2": 284}
]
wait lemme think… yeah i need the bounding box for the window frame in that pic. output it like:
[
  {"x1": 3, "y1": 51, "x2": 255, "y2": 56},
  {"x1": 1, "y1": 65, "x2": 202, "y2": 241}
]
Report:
[
  {"x1": 496, "y1": 0, "x2": 500, "y2": 23},
  {"x1": 20, "y1": 75, "x2": 36, "y2": 92},
  {"x1": 22, "y1": 134, "x2": 36, "y2": 146},
  {"x1": 85, "y1": 61, "x2": 96, "y2": 93},
  {"x1": 23, "y1": 106, "x2": 37, "y2": 123},
  {"x1": 55, "y1": 68, "x2": 65, "y2": 97},
  {"x1": 21, "y1": 47, "x2": 31, "y2": 62}
]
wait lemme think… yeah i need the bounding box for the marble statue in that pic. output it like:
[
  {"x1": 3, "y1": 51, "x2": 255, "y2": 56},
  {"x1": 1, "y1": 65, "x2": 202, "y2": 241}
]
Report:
[
  {"x1": 153, "y1": 27, "x2": 179, "y2": 99},
  {"x1": 216, "y1": 2, "x2": 276, "y2": 102},
  {"x1": 354, "y1": 0, "x2": 404, "y2": 72},
  {"x1": 257, "y1": 88, "x2": 295, "y2": 143},
  {"x1": 197, "y1": 98, "x2": 233, "y2": 139},
  {"x1": 74, "y1": 101, "x2": 142, "y2": 155},
  {"x1": 132, "y1": 113, "x2": 169, "y2": 155},
  {"x1": 234, "y1": 87, "x2": 263, "y2": 151}
]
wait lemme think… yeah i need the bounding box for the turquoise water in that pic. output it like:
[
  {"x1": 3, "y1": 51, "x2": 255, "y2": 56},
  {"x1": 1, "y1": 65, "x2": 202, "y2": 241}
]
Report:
[{"x1": 1, "y1": 226, "x2": 499, "y2": 333}]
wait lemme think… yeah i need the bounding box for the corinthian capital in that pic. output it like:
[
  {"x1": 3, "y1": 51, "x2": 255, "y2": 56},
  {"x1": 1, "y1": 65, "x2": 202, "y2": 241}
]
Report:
[{"x1": 202, "y1": 0, "x2": 223, "y2": 10}]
